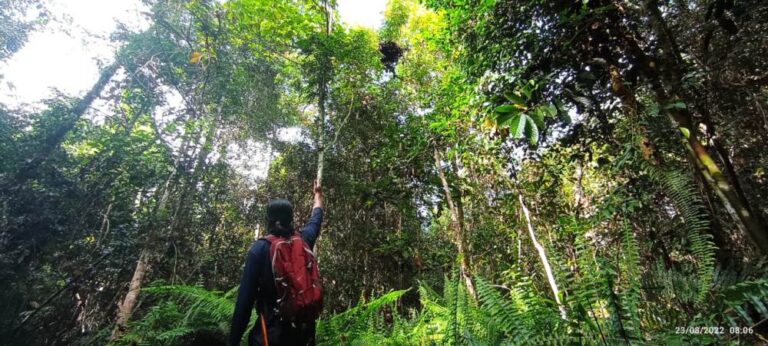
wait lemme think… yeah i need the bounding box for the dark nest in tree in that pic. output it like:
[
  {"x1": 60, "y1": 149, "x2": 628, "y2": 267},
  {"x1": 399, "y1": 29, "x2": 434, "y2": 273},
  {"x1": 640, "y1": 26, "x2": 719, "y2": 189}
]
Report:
[{"x1": 379, "y1": 41, "x2": 403, "y2": 74}]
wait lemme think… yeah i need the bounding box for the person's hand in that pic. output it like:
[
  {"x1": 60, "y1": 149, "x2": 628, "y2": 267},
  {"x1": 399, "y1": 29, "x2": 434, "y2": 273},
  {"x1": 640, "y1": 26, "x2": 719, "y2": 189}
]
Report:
[{"x1": 313, "y1": 180, "x2": 323, "y2": 209}]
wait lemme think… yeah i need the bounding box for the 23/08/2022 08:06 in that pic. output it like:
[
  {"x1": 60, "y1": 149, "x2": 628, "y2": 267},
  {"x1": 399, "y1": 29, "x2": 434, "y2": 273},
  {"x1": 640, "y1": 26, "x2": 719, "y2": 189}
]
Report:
[{"x1": 675, "y1": 326, "x2": 754, "y2": 335}]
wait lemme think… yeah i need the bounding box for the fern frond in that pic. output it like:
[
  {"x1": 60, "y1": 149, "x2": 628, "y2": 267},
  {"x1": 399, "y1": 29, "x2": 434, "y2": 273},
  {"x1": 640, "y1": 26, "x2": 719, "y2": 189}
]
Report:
[
  {"x1": 144, "y1": 285, "x2": 235, "y2": 330},
  {"x1": 115, "y1": 284, "x2": 239, "y2": 345},
  {"x1": 717, "y1": 279, "x2": 768, "y2": 327},
  {"x1": 316, "y1": 288, "x2": 408, "y2": 345},
  {"x1": 618, "y1": 222, "x2": 642, "y2": 336},
  {"x1": 647, "y1": 165, "x2": 717, "y2": 305},
  {"x1": 475, "y1": 277, "x2": 519, "y2": 336}
]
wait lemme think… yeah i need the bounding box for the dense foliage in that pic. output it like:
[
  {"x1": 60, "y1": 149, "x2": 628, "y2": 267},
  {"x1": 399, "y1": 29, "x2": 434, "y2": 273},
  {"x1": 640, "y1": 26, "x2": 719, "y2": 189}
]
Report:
[{"x1": 1, "y1": 0, "x2": 767, "y2": 344}]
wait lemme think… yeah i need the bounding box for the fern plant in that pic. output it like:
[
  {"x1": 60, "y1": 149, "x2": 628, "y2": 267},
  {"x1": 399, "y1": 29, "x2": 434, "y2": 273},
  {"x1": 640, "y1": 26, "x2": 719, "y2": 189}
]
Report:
[
  {"x1": 113, "y1": 284, "x2": 244, "y2": 346},
  {"x1": 112, "y1": 254, "x2": 765, "y2": 345},
  {"x1": 316, "y1": 288, "x2": 409, "y2": 345},
  {"x1": 646, "y1": 164, "x2": 717, "y2": 305},
  {"x1": 115, "y1": 301, "x2": 193, "y2": 346}
]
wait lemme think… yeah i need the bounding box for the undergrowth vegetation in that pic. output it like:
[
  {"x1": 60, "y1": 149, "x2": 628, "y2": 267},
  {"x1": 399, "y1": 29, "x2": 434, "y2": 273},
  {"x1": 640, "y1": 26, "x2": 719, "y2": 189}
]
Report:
[{"x1": 122, "y1": 268, "x2": 768, "y2": 345}]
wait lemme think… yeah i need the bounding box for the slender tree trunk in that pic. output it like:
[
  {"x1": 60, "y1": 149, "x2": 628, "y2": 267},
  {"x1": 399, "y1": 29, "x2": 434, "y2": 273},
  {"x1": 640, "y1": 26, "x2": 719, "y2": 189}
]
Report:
[
  {"x1": 316, "y1": 87, "x2": 326, "y2": 187},
  {"x1": 111, "y1": 249, "x2": 149, "y2": 339},
  {"x1": 113, "y1": 101, "x2": 222, "y2": 338},
  {"x1": 95, "y1": 201, "x2": 114, "y2": 249},
  {"x1": 682, "y1": 144, "x2": 734, "y2": 261},
  {"x1": 110, "y1": 159, "x2": 177, "y2": 340},
  {"x1": 315, "y1": 1, "x2": 333, "y2": 187},
  {"x1": 518, "y1": 192, "x2": 568, "y2": 320},
  {"x1": 708, "y1": 129, "x2": 750, "y2": 213},
  {"x1": 169, "y1": 121, "x2": 216, "y2": 232},
  {"x1": 434, "y1": 148, "x2": 476, "y2": 299}
]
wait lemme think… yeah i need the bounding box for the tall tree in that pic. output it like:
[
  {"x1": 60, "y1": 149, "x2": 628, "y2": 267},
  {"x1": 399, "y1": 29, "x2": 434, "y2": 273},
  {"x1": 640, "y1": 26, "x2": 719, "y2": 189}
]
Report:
[{"x1": 434, "y1": 147, "x2": 476, "y2": 299}]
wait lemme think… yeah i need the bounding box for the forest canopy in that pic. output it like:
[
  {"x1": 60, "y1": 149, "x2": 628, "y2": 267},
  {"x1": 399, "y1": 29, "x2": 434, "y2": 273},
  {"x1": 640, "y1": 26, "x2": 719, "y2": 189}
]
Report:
[{"x1": 1, "y1": 0, "x2": 767, "y2": 344}]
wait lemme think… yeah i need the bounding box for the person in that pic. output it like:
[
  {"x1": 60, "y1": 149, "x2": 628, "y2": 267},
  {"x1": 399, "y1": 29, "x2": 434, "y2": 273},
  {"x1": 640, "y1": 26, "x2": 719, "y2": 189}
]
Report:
[{"x1": 228, "y1": 181, "x2": 324, "y2": 346}]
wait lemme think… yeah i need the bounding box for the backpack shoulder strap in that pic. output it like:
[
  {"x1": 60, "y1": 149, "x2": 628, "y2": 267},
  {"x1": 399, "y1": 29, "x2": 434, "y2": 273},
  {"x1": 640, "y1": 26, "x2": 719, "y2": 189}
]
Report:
[
  {"x1": 256, "y1": 237, "x2": 275, "y2": 264},
  {"x1": 260, "y1": 235, "x2": 273, "y2": 242}
]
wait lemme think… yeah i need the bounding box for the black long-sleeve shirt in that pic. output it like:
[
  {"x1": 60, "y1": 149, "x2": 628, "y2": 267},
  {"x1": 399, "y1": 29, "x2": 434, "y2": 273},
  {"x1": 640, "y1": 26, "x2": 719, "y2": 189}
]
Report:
[{"x1": 228, "y1": 208, "x2": 323, "y2": 346}]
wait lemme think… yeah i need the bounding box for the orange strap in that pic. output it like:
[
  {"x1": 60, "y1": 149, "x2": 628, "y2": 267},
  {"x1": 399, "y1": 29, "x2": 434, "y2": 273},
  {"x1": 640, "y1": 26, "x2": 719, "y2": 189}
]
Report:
[{"x1": 259, "y1": 312, "x2": 269, "y2": 346}]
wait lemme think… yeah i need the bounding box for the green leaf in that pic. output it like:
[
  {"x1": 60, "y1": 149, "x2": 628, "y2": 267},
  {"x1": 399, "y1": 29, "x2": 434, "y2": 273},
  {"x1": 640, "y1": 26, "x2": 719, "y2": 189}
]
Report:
[
  {"x1": 648, "y1": 102, "x2": 660, "y2": 117},
  {"x1": 510, "y1": 113, "x2": 526, "y2": 138},
  {"x1": 496, "y1": 105, "x2": 520, "y2": 125},
  {"x1": 545, "y1": 103, "x2": 558, "y2": 117},
  {"x1": 530, "y1": 108, "x2": 545, "y2": 129},
  {"x1": 524, "y1": 115, "x2": 539, "y2": 145},
  {"x1": 429, "y1": 120, "x2": 447, "y2": 131},
  {"x1": 504, "y1": 92, "x2": 526, "y2": 106},
  {"x1": 164, "y1": 122, "x2": 178, "y2": 133},
  {"x1": 664, "y1": 101, "x2": 686, "y2": 110},
  {"x1": 497, "y1": 110, "x2": 517, "y2": 125},
  {"x1": 521, "y1": 86, "x2": 533, "y2": 99},
  {"x1": 495, "y1": 104, "x2": 516, "y2": 114},
  {"x1": 553, "y1": 99, "x2": 571, "y2": 125}
]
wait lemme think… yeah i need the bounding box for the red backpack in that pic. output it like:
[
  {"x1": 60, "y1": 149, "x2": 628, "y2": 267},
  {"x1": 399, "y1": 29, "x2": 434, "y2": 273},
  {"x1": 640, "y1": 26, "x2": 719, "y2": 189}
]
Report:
[{"x1": 263, "y1": 232, "x2": 323, "y2": 323}]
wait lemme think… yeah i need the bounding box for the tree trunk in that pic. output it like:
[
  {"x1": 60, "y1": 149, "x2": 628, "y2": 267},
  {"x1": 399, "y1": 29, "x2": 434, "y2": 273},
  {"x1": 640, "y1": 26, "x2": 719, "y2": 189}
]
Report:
[
  {"x1": 674, "y1": 121, "x2": 768, "y2": 252},
  {"x1": 111, "y1": 249, "x2": 149, "y2": 339},
  {"x1": 573, "y1": 161, "x2": 587, "y2": 216},
  {"x1": 110, "y1": 164, "x2": 176, "y2": 340},
  {"x1": 607, "y1": 63, "x2": 743, "y2": 255},
  {"x1": 517, "y1": 192, "x2": 568, "y2": 320},
  {"x1": 433, "y1": 148, "x2": 476, "y2": 299},
  {"x1": 169, "y1": 120, "x2": 216, "y2": 232},
  {"x1": 315, "y1": 0, "x2": 333, "y2": 187},
  {"x1": 611, "y1": 8, "x2": 768, "y2": 253},
  {"x1": 316, "y1": 83, "x2": 327, "y2": 186},
  {"x1": 95, "y1": 201, "x2": 114, "y2": 249},
  {"x1": 640, "y1": 0, "x2": 768, "y2": 253},
  {"x1": 518, "y1": 192, "x2": 568, "y2": 320}
]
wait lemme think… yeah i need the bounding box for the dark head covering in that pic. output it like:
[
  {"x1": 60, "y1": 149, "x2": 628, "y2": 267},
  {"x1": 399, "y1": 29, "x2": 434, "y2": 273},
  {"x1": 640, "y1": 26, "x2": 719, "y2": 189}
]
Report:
[{"x1": 266, "y1": 199, "x2": 293, "y2": 236}]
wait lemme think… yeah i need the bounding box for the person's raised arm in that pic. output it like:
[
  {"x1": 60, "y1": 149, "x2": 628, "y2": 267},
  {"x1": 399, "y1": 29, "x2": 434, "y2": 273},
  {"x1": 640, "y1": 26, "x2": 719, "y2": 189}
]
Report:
[
  {"x1": 302, "y1": 180, "x2": 324, "y2": 248},
  {"x1": 313, "y1": 180, "x2": 323, "y2": 209},
  {"x1": 228, "y1": 242, "x2": 263, "y2": 346}
]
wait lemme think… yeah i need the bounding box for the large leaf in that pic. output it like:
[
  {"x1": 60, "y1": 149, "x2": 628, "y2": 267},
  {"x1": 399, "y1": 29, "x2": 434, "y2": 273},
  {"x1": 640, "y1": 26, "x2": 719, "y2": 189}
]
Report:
[
  {"x1": 524, "y1": 115, "x2": 539, "y2": 145},
  {"x1": 510, "y1": 113, "x2": 527, "y2": 138},
  {"x1": 496, "y1": 107, "x2": 520, "y2": 125},
  {"x1": 495, "y1": 105, "x2": 516, "y2": 114},
  {"x1": 531, "y1": 108, "x2": 546, "y2": 130},
  {"x1": 504, "y1": 91, "x2": 526, "y2": 106},
  {"x1": 544, "y1": 103, "x2": 558, "y2": 117}
]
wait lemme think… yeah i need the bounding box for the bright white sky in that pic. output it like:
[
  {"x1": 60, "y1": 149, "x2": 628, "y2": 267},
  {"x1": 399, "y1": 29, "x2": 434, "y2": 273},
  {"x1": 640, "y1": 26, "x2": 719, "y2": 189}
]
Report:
[
  {"x1": 338, "y1": 0, "x2": 387, "y2": 29},
  {"x1": 0, "y1": 0, "x2": 387, "y2": 107},
  {"x1": 0, "y1": 0, "x2": 149, "y2": 107}
]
